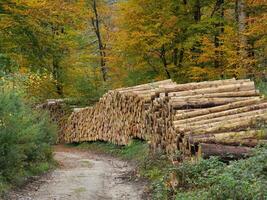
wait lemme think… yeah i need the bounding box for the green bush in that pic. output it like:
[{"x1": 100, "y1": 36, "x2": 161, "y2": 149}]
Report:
[
  {"x1": 175, "y1": 146, "x2": 267, "y2": 200},
  {"x1": 0, "y1": 88, "x2": 56, "y2": 191}
]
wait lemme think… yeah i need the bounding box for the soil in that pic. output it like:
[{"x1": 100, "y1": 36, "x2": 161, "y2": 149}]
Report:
[{"x1": 5, "y1": 145, "x2": 149, "y2": 200}]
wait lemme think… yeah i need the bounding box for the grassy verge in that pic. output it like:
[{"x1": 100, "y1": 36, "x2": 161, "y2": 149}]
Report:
[
  {"x1": 73, "y1": 141, "x2": 267, "y2": 200},
  {"x1": 0, "y1": 160, "x2": 57, "y2": 197},
  {"x1": 0, "y1": 89, "x2": 57, "y2": 197}
]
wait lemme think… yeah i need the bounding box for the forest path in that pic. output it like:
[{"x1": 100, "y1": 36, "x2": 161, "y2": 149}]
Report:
[{"x1": 6, "y1": 145, "x2": 146, "y2": 200}]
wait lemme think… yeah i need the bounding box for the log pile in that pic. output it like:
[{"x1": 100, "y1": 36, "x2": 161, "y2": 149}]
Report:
[
  {"x1": 63, "y1": 78, "x2": 267, "y2": 159},
  {"x1": 65, "y1": 80, "x2": 178, "y2": 144},
  {"x1": 148, "y1": 79, "x2": 267, "y2": 159},
  {"x1": 37, "y1": 99, "x2": 70, "y2": 143}
]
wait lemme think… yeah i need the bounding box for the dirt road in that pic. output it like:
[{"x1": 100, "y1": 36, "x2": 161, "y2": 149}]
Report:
[{"x1": 6, "y1": 146, "x2": 147, "y2": 200}]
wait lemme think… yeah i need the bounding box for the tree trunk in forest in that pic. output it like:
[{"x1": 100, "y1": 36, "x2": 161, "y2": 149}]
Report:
[
  {"x1": 91, "y1": 0, "x2": 107, "y2": 82},
  {"x1": 51, "y1": 25, "x2": 64, "y2": 96},
  {"x1": 236, "y1": 0, "x2": 247, "y2": 51},
  {"x1": 194, "y1": 0, "x2": 201, "y2": 22},
  {"x1": 160, "y1": 45, "x2": 171, "y2": 79},
  {"x1": 213, "y1": 0, "x2": 224, "y2": 68},
  {"x1": 178, "y1": 48, "x2": 184, "y2": 68},
  {"x1": 173, "y1": 46, "x2": 184, "y2": 68},
  {"x1": 52, "y1": 57, "x2": 63, "y2": 96},
  {"x1": 190, "y1": 0, "x2": 201, "y2": 63},
  {"x1": 236, "y1": 0, "x2": 254, "y2": 77},
  {"x1": 173, "y1": 48, "x2": 178, "y2": 66}
]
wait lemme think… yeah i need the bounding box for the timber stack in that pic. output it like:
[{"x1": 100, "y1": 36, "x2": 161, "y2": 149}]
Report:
[
  {"x1": 65, "y1": 80, "x2": 177, "y2": 144},
  {"x1": 64, "y1": 78, "x2": 267, "y2": 159},
  {"x1": 37, "y1": 99, "x2": 70, "y2": 143},
  {"x1": 148, "y1": 79, "x2": 267, "y2": 159}
]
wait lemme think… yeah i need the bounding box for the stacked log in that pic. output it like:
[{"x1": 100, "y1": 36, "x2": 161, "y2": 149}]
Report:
[
  {"x1": 37, "y1": 99, "x2": 71, "y2": 143},
  {"x1": 64, "y1": 79, "x2": 178, "y2": 145},
  {"x1": 64, "y1": 78, "x2": 267, "y2": 159},
  {"x1": 148, "y1": 79, "x2": 267, "y2": 159}
]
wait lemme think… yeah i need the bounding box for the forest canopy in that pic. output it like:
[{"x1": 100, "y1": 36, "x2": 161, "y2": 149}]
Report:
[{"x1": 0, "y1": 0, "x2": 266, "y2": 104}]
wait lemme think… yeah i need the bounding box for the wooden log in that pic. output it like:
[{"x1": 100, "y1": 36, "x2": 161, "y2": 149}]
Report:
[
  {"x1": 116, "y1": 79, "x2": 173, "y2": 92},
  {"x1": 198, "y1": 143, "x2": 251, "y2": 159},
  {"x1": 164, "y1": 79, "x2": 251, "y2": 93},
  {"x1": 175, "y1": 102, "x2": 267, "y2": 124},
  {"x1": 170, "y1": 97, "x2": 254, "y2": 109},
  {"x1": 168, "y1": 82, "x2": 256, "y2": 97},
  {"x1": 189, "y1": 130, "x2": 267, "y2": 147},
  {"x1": 174, "y1": 97, "x2": 262, "y2": 120},
  {"x1": 174, "y1": 107, "x2": 267, "y2": 127},
  {"x1": 169, "y1": 90, "x2": 259, "y2": 99},
  {"x1": 178, "y1": 114, "x2": 267, "y2": 135}
]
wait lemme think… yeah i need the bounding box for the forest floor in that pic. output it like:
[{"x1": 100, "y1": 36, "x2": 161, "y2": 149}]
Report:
[{"x1": 5, "y1": 145, "x2": 147, "y2": 200}]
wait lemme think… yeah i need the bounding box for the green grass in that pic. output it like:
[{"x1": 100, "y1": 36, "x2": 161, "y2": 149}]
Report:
[
  {"x1": 72, "y1": 140, "x2": 149, "y2": 161},
  {"x1": 255, "y1": 79, "x2": 267, "y2": 97},
  {"x1": 0, "y1": 161, "x2": 56, "y2": 197}
]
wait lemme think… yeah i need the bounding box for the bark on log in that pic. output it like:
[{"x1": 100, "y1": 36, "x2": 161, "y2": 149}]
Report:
[
  {"x1": 175, "y1": 102, "x2": 267, "y2": 124},
  {"x1": 189, "y1": 130, "x2": 267, "y2": 147},
  {"x1": 198, "y1": 143, "x2": 251, "y2": 159},
  {"x1": 175, "y1": 97, "x2": 262, "y2": 120}
]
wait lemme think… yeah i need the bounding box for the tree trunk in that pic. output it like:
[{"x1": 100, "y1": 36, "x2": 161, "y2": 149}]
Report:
[
  {"x1": 198, "y1": 143, "x2": 251, "y2": 160},
  {"x1": 52, "y1": 57, "x2": 63, "y2": 96},
  {"x1": 91, "y1": 0, "x2": 107, "y2": 82},
  {"x1": 173, "y1": 48, "x2": 178, "y2": 66},
  {"x1": 194, "y1": 0, "x2": 201, "y2": 22},
  {"x1": 160, "y1": 45, "x2": 171, "y2": 79},
  {"x1": 213, "y1": 0, "x2": 224, "y2": 68},
  {"x1": 236, "y1": 0, "x2": 247, "y2": 51},
  {"x1": 236, "y1": 0, "x2": 254, "y2": 77},
  {"x1": 178, "y1": 48, "x2": 184, "y2": 68}
]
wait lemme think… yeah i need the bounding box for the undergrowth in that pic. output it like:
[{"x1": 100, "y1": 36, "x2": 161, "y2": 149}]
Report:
[
  {"x1": 0, "y1": 88, "x2": 57, "y2": 196},
  {"x1": 74, "y1": 141, "x2": 267, "y2": 200}
]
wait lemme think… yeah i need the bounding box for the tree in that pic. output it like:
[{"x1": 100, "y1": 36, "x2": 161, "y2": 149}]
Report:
[
  {"x1": 90, "y1": 0, "x2": 108, "y2": 81},
  {"x1": 0, "y1": 0, "x2": 85, "y2": 96}
]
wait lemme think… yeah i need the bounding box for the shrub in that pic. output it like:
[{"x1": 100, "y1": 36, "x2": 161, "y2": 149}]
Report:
[
  {"x1": 175, "y1": 146, "x2": 267, "y2": 200},
  {"x1": 0, "y1": 88, "x2": 56, "y2": 191}
]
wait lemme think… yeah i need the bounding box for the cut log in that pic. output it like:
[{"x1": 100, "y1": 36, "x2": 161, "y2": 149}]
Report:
[
  {"x1": 169, "y1": 90, "x2": 259, "y2": 99},
  {"x1": 175, "y1": 102, "x2": 267, "y2": 124},
  {"x1": 170, "y1": 97, "x2": 254, "y2": 109},
  {"x1": 168, "y1": 82, "x2": 256, "y2": 97},
  {"x1": 174, "y1": 97, "x2": 262, "y2": 120},
  {"x1": 179, "y1": 114, "x2": 267, "y2": 135},
  {"x1": 189, "y1": 130, "x2": 267, "y2": 147},
  {"x1": 174, "y1": 107, "x2": 267, "y2": 127},
  {"x1": 164, "y1": 79, "x2": 251, "y2": 93},
  {"x1": 198, "y1": 143, "x2": 251, "y2": 159}
]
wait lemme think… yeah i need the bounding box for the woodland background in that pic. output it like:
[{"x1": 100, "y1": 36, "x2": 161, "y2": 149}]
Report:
[{"x1": 0, "y1": 0, "x2": 266, "y2": 105}]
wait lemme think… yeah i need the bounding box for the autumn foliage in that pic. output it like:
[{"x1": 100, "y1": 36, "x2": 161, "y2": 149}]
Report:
[{"x1": 0, "y1": 0, "x2": 266, "y2": 103}]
